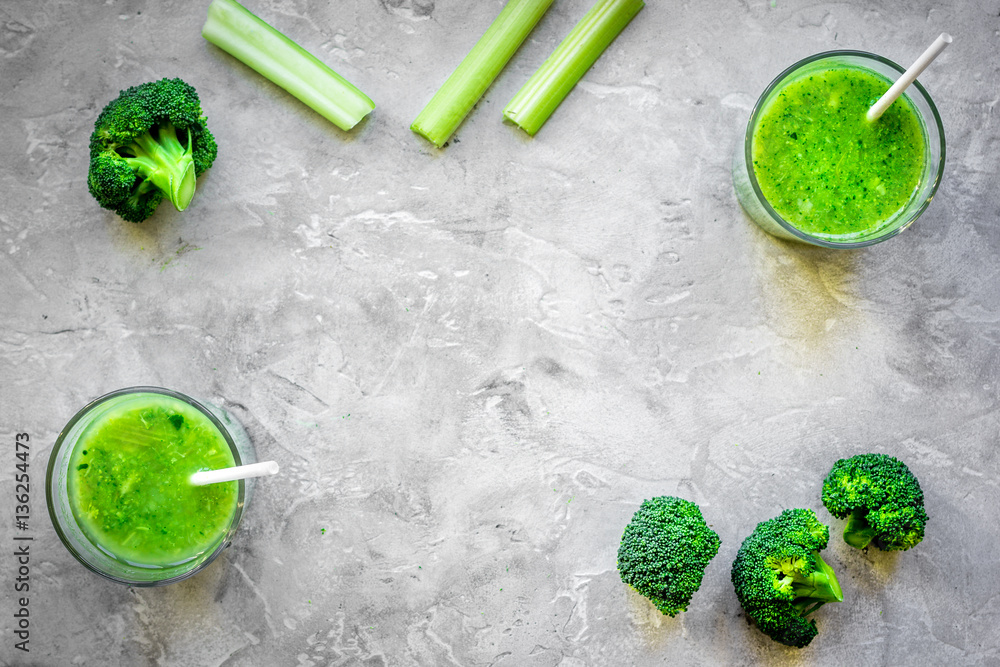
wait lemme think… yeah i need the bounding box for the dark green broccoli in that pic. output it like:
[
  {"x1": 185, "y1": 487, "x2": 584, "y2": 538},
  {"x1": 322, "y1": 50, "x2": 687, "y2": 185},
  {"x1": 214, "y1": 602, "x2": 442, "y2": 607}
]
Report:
[
  {"x1": 822, "y1": 453, "x2": 928, "y2": 551},
  {"x1": 88, "y1": 78, "x2": 218, "y2": 223},
  {"x1": 617, "y1": 496, "x2": 721, "y2": 617},
  {"x1": 731, "y1": 508, "x2": 843, "y2": 648}
]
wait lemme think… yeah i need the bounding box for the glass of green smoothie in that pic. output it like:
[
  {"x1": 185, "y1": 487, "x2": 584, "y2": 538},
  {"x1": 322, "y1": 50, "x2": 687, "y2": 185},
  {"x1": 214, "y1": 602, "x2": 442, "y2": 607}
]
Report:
[
  {"x1": 733, "y1": 50, "x2": 945, "y2": 247},
  {"x1": 46, "y1": 387, "x2": 255, "y2": 586}
]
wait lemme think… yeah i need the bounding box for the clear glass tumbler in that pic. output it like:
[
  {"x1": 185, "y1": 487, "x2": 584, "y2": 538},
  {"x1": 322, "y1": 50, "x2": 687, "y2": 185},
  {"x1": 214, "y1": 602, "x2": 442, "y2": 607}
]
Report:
[
  {"x1": 733, "y1": 50, "x2": 945, "y2": 248},
  {"x1": 46, "y1": 386, "x2": 255, "y2": 586}
]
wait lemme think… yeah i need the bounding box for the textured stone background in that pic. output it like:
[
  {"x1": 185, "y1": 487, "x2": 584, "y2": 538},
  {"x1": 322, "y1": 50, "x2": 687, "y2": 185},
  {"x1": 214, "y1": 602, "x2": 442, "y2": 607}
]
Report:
[{"x1": 1, "y1": 0, "x2": 999, "y2": 665}]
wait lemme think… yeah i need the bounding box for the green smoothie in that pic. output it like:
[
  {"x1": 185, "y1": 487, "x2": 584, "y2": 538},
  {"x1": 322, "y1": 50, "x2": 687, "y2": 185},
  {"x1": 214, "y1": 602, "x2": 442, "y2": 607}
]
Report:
[
  {"x1": 67, "y1": 393, "x2": 238, "y2": 567},
  {"x1": 751, "y1": 65, "x2": 926, "y2": 238}
]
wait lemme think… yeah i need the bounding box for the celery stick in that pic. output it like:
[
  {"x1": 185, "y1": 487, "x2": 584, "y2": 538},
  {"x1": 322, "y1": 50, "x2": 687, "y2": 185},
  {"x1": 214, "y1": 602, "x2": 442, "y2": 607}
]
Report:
[
  {"x1": 202, "y1": 0, "x2": 374, "y2": 131},
  {"x1": 411, "y1": 0, "x2": 555, "y2": 147},
  {"x1": 503, "y1": 0, "x2": 643, "y2": 136}
]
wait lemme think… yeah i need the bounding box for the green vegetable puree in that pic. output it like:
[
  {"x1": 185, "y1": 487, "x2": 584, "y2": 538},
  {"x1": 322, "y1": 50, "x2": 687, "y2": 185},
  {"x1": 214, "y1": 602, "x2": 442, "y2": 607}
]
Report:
[
  {"x1": 752, "y1": 65, "x2": 926, "y2": 238},
  {"x1": 67, "y1": 394, "x2": 238, "y2": 567}
]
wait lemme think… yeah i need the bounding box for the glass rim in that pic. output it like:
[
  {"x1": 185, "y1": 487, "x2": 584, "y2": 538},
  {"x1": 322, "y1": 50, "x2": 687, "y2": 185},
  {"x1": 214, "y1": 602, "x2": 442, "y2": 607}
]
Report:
[
  {"x1": 45, "y1": 386, "x2": 246, "y2": 587},
  {"x1": 742, "y1": 49, "x2": 946, "y2": 249}
]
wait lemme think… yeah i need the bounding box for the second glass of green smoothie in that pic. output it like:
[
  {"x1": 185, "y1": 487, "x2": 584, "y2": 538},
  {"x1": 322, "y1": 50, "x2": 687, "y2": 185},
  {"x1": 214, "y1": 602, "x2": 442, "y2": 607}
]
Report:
[{"x1": 733, "y1": 51, "x2": 945, "y2": 248}]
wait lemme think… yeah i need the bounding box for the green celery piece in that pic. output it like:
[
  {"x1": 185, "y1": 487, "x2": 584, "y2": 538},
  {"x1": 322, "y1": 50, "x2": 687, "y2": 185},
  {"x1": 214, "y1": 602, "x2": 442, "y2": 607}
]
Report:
[
  {"x1": 202, "y1": 0, "x2": 374, "y2": 131},
  {"x1": 503, "y1": 0, "x2": 643, "y2": 136},
  {"x1": 411, "y1": 0, "x2": 555, "y2": 147}
]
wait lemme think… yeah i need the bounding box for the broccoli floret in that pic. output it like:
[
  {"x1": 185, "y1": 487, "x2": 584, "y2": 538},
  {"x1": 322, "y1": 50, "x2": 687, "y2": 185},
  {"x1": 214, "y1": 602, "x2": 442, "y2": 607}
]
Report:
[
  {"x1": 617, "y1": 496, "x2": 721, "y2": 617},
  {"x1": 822, "y1": 453, "x2": 928, "y2": 551},
  {"x1": 88, "y1": 78, "x2": 218, "y2": 223},
  {"x1": 731, "y1": 508, "x2": 843, "y2": 648}
]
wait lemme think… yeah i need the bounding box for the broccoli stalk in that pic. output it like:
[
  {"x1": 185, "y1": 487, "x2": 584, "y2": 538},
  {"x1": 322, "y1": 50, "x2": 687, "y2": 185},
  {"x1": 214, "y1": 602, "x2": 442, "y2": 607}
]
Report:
[
  {"x1": 779, "y1": 550, "x2": 843, "y2": 616},
  {"x1": 120, "y1": 124, "x2": 196, "y2": 212},
  {"x1": 842, "y1": 508, "x2": 879, "y2": 549}
]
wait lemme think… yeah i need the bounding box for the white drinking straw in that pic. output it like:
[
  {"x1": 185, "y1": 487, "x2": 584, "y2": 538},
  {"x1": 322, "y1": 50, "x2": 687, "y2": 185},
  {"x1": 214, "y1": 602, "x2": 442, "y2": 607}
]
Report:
[
  {"x1": 190, "y1": 461, "x2": 280, "y2": 486},
  {"x1": 867, "y1": 33, "x2": 952, "y2": 122}
]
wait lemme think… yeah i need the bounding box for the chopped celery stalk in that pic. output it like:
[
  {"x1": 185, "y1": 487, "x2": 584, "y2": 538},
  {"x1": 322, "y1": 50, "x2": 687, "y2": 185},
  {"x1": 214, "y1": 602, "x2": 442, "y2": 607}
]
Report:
[
  {"x1": 411, "y1": 0, "x2": 555, "y2": 147},
  {"x1": 503, "y1": 0, "x2": 643, "y2": 136},
  {"x1": 202, "y1": 0, "x2": 374, "y2": 131}
]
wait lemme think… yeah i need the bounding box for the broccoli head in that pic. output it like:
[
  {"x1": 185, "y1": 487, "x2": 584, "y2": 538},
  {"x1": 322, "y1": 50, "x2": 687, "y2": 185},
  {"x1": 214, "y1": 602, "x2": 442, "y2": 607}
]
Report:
[
  {"x1": 822, "y1": 453, "x2": 928, "y2": 551},
  {"x1": 88, "y1": 78, "x2": 218, "y2": 222},
  {"x1": 617, "y1": 496, "x2": 721, "y2": 617},
  {"x1": 731, "y1": 508, "x2": 843, "y2": 648}
]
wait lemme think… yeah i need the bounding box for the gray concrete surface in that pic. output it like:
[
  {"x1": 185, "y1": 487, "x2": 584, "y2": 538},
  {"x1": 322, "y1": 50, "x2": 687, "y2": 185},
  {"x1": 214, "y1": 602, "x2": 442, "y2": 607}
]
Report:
[{"x1": 2, "y1": 0, "x2": 999, "y2": 665}]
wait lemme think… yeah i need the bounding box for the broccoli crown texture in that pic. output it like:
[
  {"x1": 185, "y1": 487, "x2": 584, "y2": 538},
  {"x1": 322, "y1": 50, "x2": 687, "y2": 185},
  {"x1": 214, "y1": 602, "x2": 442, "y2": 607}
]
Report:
[
  {"x1": 731, "y1": 508, "x2": 843, "y2": 648},
  {"x1": 88, "y1": 78, "x2": 217, "y2": 222},
  {"x1": 822, "y1": 453, "x2": 928, "y2": 551},
  {"x1": 617, "y1": 496, "x2": 721, "y2": 617}
]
